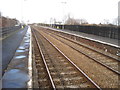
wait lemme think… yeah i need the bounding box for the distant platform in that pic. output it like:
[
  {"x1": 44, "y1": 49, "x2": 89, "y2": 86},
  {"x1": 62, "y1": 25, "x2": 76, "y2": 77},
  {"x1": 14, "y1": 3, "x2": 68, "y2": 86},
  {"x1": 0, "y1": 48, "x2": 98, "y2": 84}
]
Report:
[{"x1": 42, "y1": 26, "x2": 119, "y2": 48}]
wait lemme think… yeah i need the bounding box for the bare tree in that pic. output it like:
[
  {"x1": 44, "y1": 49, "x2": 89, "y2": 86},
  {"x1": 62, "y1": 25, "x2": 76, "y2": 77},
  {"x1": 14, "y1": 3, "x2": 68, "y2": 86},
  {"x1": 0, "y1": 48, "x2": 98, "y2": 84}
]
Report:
[
  {"x1": 112, "y1": 17, "x2": 118, "y2": 26},
  {"x1": 78, "y1": 19, "x2": 88, "y2": 24},
  {"x1": 103, "y1": 19, "x2": 110, "y2": 25},
  {"x1": 65, "y1": 14, "x2": 88, "y2": 25},
  {"x1": 65, "y1": 17, "x2": 88, "y2": 25},
  {"x1": 65, "y1": 18, "x2": 78, "y2": 25}
]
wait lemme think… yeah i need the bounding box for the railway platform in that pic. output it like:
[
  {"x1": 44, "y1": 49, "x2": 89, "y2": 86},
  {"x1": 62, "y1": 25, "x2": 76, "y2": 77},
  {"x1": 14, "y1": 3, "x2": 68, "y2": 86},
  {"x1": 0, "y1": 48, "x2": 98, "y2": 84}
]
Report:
[
  {"x1": 2, "y1": 26, "x2": 28, "y2": 73},
  {"x1": 2, "y1": 26, "x2": 32, "y2": 88},
  {"x1": 43, "y1": 26, "x2": 119, "y2": 48}
]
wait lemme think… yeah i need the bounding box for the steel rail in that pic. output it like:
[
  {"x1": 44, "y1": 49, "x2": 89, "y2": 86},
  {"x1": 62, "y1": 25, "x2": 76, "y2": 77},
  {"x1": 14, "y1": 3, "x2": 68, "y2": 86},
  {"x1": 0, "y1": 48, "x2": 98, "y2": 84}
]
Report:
[
  {"x1": 48, "y1": 31, "x2": 119, "y2": 61},
  {"x1": 32, "y1": 30, "x2": 56, "y2": 90},
  {"x1": 38, "y1": 30, "x2": 102, "y2": 90},
  {"x1": 46, "y1": 32, "x2": 120, "y2": 75}
]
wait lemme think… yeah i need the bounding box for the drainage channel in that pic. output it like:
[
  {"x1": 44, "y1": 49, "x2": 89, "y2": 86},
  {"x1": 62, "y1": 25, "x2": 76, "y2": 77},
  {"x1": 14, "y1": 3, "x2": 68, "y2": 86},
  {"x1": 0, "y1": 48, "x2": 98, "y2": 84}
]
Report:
[{"x1": 2, "y1": 26, "x2": 32, "y2": 88}]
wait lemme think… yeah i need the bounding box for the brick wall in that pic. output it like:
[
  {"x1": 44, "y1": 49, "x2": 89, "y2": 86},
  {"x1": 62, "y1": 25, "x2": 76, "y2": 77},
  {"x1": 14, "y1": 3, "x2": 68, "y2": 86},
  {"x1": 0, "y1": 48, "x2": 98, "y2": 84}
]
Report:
[{"x1": 0, "y1": 16, "x2": 18, "y2": 28}]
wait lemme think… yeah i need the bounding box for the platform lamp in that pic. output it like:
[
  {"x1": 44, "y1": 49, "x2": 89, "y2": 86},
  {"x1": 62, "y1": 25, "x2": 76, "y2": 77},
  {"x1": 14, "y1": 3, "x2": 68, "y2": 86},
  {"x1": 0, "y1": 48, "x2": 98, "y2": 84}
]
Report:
[
  {"x1": 61, "y1": 1, "x2": 67, "y2": 30},
  {"x1": 118, "y1": 1, "x2": 120, "y2": 26}
]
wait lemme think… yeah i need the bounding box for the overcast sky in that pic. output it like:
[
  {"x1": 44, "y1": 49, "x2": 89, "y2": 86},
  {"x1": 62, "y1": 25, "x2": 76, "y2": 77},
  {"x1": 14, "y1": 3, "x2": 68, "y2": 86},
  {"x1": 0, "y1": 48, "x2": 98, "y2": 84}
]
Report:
[{"x1": 0, "y1": 0, "x2": 120, "y2": 24}]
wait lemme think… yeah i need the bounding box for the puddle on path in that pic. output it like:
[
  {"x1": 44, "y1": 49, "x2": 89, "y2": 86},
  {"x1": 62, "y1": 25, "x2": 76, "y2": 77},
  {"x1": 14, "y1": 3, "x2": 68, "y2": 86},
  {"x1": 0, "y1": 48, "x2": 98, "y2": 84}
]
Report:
[
  {"x1": 3, "y1": 69, "x2": 30, "y2": 88},
  {"x1": 24, "y1": 43, "x2": 29, "y2": 46},
  {"x1": 15, "y1": 55, "x2": 26, "y2": 59},
  {"x1": 15, "y1": 64, "x2": 25, "y2": 68},
  {"x1": 24, "y1": 40, "x2": 30, "y2": 43},
  {"x1": 16, "y1": 50, "x2": 25, "y2": 53},
  {"x1": 24, "y1": 36, "x2": 29, "y2": 39},
  {"x1": 19, "y1": 46, "x2": 25, "y2": 49},
  {"x1": 25, "y1": 49, "x2": 29, "y2": 51},
  {"x1": 23, "y1": 38, "x2": 30, "y2": 41},
  {"x1": 25, "y1": 35, "x2": 30, "y2": 37}
]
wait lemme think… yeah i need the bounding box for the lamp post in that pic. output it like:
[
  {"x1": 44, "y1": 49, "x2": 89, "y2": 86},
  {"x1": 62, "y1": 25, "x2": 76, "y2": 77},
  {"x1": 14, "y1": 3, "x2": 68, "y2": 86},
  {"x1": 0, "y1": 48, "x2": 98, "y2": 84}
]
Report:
[
  {"x1": 118, "y1": 1, "x2": 120, "y2": 26},
  {"x1": 21, "y1": 0, "x2": 27, "y2": 25},
  {"x1": 61, "y1": 1, "x2": 67, "y2": 29}
]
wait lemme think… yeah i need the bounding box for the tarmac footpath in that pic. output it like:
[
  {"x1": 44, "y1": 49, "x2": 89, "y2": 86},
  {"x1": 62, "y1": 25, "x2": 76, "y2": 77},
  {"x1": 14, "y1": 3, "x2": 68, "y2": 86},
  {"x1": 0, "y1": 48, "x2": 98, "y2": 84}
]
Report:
[
  {"x1": 2, "y1": 26, "x2": 32, "y2": 88},
  {"x1": 2, "y1": 26, "x2": 28, "y2": 74}
]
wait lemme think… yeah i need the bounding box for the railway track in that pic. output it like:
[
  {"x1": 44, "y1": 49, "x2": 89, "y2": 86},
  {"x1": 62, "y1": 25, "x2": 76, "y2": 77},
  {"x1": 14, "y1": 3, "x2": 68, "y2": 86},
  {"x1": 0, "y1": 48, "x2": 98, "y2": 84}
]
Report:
[
  {"x1": 32, "y1": 31, "x2": 53, "y2": 88},
  {"x1": 41, "y1": 30, "x2": 120, "y2": 75},
  {"x1": 32, "y1": 28, "x2": 101, "y2": 89}
]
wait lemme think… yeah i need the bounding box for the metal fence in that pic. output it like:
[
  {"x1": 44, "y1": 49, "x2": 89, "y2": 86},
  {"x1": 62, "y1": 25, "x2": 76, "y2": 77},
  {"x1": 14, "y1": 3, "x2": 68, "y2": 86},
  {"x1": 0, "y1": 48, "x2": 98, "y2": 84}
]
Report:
[{"x1": 0, "y1": 25, "x2": 21, "y2": 38}]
